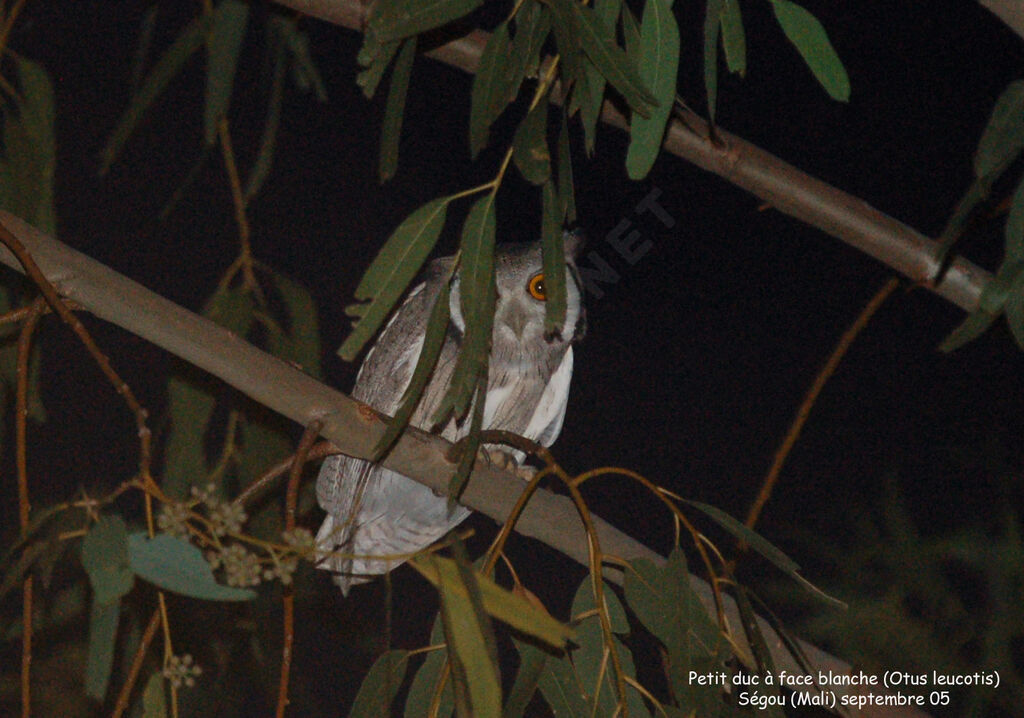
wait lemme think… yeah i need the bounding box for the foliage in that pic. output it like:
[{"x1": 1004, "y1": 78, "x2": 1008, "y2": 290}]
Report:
[{"x1": 2, "y1": 0, "x2": 1020, "y2": 716}]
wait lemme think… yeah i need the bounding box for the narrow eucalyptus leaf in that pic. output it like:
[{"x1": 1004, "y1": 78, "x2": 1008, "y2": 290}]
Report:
[
  {"x1": 433, "y1": 554, "x2": 502, "y2": 718},
  {"x1": 541, "y1": 184, "x2": 567, "y2": 337},
  {"x1": 512, "y1": 97, "x2": 551, "y2": 185},
  {"x1": 721, "y1": 0, "x2": 747, "y2": 75},
  {"x1": 340, "y1": 197, "x2": 450, "y2": 361},
  {"x1": 770, "y1": 0, "x2": 849, "y2": 102},
  {"x1": 507, "y1": 2, "x2": 551, "y2": 93},
  {"x1": 1005, "y1": 172, "x2": 1024, "y2": 261},
  {"x1": 244, "y1": 19, "x2": 288, "y2": 201},
  {"x1": 433, "y1": 194, "x2": 496, "y2": 425},
  {"x1": 128, "y1": 533, "x2": 257, "y2": 601},
  {"x1": 939, "y1": 310, "x2": 998, "y2": 352},
  {"x1": 204, "y1": 0, "x2": 250, "y2": 145},
  {"x1": 349, "y1": 650, "x2": 411, "y2": 717},
  {"x1": 579, "y1": 0, "x2": 619, "y2": 154},
  {"x1": 85, "y1": 599, "x2": 120, "y2": 700},
  {"x1": 470, "y1": 22, "x2": 512, "y2": 157},
  {"x1": 974, "y1": 80, "x2": 1024, "y2": 180},
  {"x1": 557, "y1": 114, "x2": 577, "y2": 222},
  {"x1": 570, "y1": 0, "x2": 658, "y2": 117},
  {"x1": 411, "y1": 554, "x2": 574, "y2": 648},
  {"x1": 101, "y1": 13, "x2": 212, "y2": 175},
  {"x1": 626, "y1": 0, "x2": 680, "y2": 179},
  {"x1": 267, "y1": 268, "x2": 322, "y2": 377},
  {"x1": 682, "y1": 499, "x2": 799, "y2": 573},
  {"x1": 380, "y1": 37, "x2": 417, "y2": 182},
  {"x1": 702, "y1": 0, "x2": 723, "y2": 123},
  {"x1": 405, "y1": 616, "x2": 454, "y2": 718},
  {"x1": 163, "y1": 373, "x2": 216, "y2": 498},
  {"x1": 356, "y1": 37, "x2": 401, "y2": 98},
  {"x1": 505, "y1": 638, "x2": 548, "y2": 718},
  {"x1": 374, "y1": 260, "x2": 454, "y2": 459},
  {"x1": 374, "y1": 0, "x2": 485, "y2": 43},
  {"x1": 532, "y1": 645, "x2": 590, "y2": 716}
]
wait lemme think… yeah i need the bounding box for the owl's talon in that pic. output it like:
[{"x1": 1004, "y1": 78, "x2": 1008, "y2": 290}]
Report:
[{"x1": 482, "y1": 448, "x2": 536, "y2": 481}]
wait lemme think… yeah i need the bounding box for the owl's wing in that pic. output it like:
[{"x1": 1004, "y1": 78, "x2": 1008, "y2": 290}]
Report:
[
  {"x1": 521, "y1": 346, "x2": 574, "y2": 447},
  {"x1": 316, "y1": 261, "x2": 452, "y2": 532}
]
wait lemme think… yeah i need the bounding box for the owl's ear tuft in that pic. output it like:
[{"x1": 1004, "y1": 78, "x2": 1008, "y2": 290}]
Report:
[{"x1": 563, "y1": 228, "x2": 586, "y2": 260}]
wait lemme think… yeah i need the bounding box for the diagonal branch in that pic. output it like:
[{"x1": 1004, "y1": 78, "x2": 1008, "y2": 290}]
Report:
[
  {"x1": 272, "y1": 0, "x2": 991, "y2": 315},
  {"x1": 0, "y1": 211, "x2": 929, "y2": 717}
]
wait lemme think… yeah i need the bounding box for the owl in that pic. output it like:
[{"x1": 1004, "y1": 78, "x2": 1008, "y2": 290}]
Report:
[{"x1": 316, "y1": 233, "x2": 586, "y2": 594}]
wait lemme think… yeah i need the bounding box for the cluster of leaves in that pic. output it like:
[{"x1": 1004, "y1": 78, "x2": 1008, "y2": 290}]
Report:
[
  {"x1": 349, "y1": 548, "x2": 739, "y2": 718},
  {"x1": 342, "y1": 0, "x2": 848, "y2": 501},
  {"x1": 939, "y1": 79, "x2": 1024, "y2": 352}
]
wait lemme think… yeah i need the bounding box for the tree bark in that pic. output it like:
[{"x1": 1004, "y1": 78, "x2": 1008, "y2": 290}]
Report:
[{"x1": 0, "y1": 211, "x2": 928, "y2": 717}]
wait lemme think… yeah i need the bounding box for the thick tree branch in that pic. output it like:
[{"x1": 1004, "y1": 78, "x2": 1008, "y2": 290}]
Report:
[
  {"x1": 0, "y1": 212, "x2": 927, "y2": 716},
  {"x1": 273, "y1": 0, "x2": 992, "y2": 315}
]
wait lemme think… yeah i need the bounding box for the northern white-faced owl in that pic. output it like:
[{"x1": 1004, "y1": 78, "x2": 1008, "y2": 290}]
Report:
[{"x1": 315, "y1": 234, "x2": 586, "y2": 594}]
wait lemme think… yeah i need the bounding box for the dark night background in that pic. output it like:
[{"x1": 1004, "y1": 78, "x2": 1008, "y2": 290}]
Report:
[{"x1": 3, "y1": 0, "x2": 1024, "y2": 715}]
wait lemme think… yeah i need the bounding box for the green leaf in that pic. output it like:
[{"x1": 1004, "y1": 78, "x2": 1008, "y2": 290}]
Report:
[
  {"x1": 569, "y1": 0, "x2": 658, "y2": 117},
  {"x1": 626, "y1": 0, "x2": 679, "y2": 179},
  {"x1": 569, "y1": 579, "x2": 647, "y2": 716},
  {"x1": 357, "y1": 38, "x2": 401, "y2": 99},
  {"x1": 625, "y1": 548, "x2": 723, "y2": 710},
  {"x1": 507, "y1": 2, "x2": 551, "y2": 99},
  {"x1": 380, "y1": 37, "x2": 417, "y2": 182},
  {"x1": 1004, "y1": 274, "x2": 1024, "y2": 349},
  {"x1": 702, "y1": 0, "x2": 723, "y2": 123},
  {"x1": 557, "y1": 113, "x2": 577, "y2": 223},
  {"x1": 162, "y1": 372, "x2": 216, "y2": 498},
  {"x1": 280, "y1": 17, "x2": 328, "y2": 101},
  {"x1": 431, "y1": 554, "x2": 502, "y2": 718},
  {"x1": 81, "y1": 514, "x2": 135, "y2": 606},
  {"x1": 411, "y1": 554, "x2": 574, "y2": 649},
  {"x1": 405, "y1": 616, "x2": 454, "y2": 718},
  {"x1": 1005, "y1": 172, "x2": 1024, "y2": 262},
  {"x1": 939, "y1": 310, "x2": 998, "y2": 352},
  {"x1": 733, "y1": 585, "x2": 786, "y2": 718},
  {"x1": 448, "y1": 375, "x2": 486, "y2": 507},
  {"x1": 374, "y1": 260, "x2": 454, "y2": 460},
  {"x1": 244, "y1": 18, "x2": 288, "y2": 201},
  {"x1": 579, "y1": 0, "x2": 619, "y2": 154},
  {"x1": 541, "y1": 181, "x2": 567, "y2": 338},
  {"x1": 433, "y1": 194, "x2": 497, "y2": 425},
  {"x1": 470, "y1": 22, "x2": 513, "y2": 158},
  {"x1": 974, "y1": 80, "x2": 1024, "y2": 180},
  {"x1": 720, "y1": 0, "x2": 747, "y2": 76},
  {"x1": 0, "y1": 56, "x2": 57, "y2": 236},
  {"x1": 349, "y1": 650, "x2": 411, "y2": 717},
  {"x1": 204, "y1": 0, "x2": 250, "y2": 145},
  {"x1": 128, "y1": 533, "x2": 257, "y2": 601},
  {"x1": 373, "y1": 0, "x2": 486, "y2": 43},
  {"x1": 85, "y1": 598, "x2": 120, "y2": 701},
  {"x1": 339, "y1": 197, "x2": 450, "y2": 361},
  {"x1": 620, "y1": 4, "x2": 641, "y2": 59},
  {"x1": 770, "y1": 0, "x2": 849, "y2": 102},
  {"x1": 266, "y1": 269, "x2": 323, "y2": 378},
  {"x1": 513, "y1": 96, "x2": 551, "y2": 185},
  {"x1": 532, "y1": 644, "x2": 590, "y2": 716},
  {"x1": 141, "y1": 671, "x2": 168, "y2": 717},
  {"x1": 504, "y1": 637, "x2": 548, "y2": 718},
  {"x1": 101, "y1": 13, "x2": 212, "y2": 175}
]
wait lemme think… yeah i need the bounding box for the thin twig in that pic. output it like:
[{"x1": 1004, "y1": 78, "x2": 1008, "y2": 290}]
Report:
[
  {"x1": 233, "y1": 440, "x2": 338, "y2": 508},
  {"x1": 17, "y1": 297, "x2": 46, "y2": 718},
  {"x1": 743, "y1": 277, "x2": 901, "y2": 535},
  {"x1": 112, "y1": 608, "x2": 162, "y2": 718},
  {"x1": 0, "y1": 223, "x2": 153, "y2": 481},
  {"x1": 275, "y1": 420, "x2": 322, "y2": 718}
]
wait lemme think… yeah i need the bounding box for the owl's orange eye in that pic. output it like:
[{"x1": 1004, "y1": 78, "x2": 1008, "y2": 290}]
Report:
[{"x1": 527, "y1": 273, "x2": 546, "y2": 301}]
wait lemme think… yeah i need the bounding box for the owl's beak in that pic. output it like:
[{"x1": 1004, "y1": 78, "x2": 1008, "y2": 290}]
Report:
[{"x1": 506, "y1": 309, "x2": 527, "y2": 340}]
